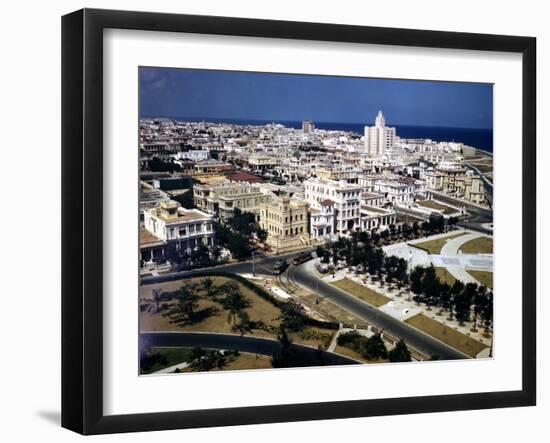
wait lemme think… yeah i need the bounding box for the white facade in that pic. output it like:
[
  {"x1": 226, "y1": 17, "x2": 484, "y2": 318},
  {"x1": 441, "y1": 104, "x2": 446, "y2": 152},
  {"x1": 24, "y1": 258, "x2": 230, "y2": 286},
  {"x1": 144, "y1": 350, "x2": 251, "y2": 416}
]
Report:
[
  {"x1": 364, "y1": 111, "x2": 396, "y2": 157},
  {"x1": 305, "y1": 178, "x2": 363, "y2": 235},
  {"x1": 143, "y1": 201, "x2": 215, "y2": 253},
  {"x1": 176, "y1": 150, "x2": 209, "y2": 162},
  {"x1": 374, "y1": 176, "x2": 426, "y2": 204},
  {"x1": 309, "y1": 201, "x2": 335, "y2": 240}
]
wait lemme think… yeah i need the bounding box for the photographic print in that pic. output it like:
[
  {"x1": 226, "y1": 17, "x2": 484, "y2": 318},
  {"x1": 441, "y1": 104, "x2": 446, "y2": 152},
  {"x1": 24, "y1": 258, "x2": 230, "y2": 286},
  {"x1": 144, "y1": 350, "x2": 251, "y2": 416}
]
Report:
[{"x1": 138, "y1": 67, "x2": 494, "y2": 375}]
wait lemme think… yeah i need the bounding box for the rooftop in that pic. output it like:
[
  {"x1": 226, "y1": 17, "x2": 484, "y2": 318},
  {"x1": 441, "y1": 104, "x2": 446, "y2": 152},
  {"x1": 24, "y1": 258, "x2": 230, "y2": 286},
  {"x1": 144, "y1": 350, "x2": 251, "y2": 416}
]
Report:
[
  {"x1": 139, "y1": 229, "x2": 165, "y2": 247},
  {"x1": 362, "y1": 192, "x2": 383, "y2": 200},
  {"x1": 226, "y1": 171, "x2": 264, "y2": 182},
  {"x1": 150, "y1": 204, "x2": 212, "y2": 224},
  {"x1": 361, "y1": 205, "x2": 393, "y2": 215}
]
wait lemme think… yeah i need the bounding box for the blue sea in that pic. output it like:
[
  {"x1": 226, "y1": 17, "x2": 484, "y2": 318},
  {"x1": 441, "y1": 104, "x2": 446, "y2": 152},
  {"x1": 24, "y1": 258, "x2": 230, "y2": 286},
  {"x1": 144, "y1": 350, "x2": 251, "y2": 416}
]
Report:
[{"x1": 147, "y1": 116, "x2": 493, "y2": 153}]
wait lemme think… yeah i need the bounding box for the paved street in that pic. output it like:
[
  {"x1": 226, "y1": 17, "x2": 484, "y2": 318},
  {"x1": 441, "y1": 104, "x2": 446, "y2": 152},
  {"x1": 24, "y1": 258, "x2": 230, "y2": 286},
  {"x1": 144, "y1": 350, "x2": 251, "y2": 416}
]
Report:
[
  {"x1": 438, "y1": 232, "x2": 493, "y2": 284},
  {"x1": 142, "y1": 249, "x2": 469, "y2": 360},
  {"x1": 140, "y1": 331, "x2": 358, "y2": 365},
  {"x1": 141, "y1": 250, "x2": 305, "y2": 286},
  {"x1": 289, "y1": 261, "x2": 468, "y2": 360}
]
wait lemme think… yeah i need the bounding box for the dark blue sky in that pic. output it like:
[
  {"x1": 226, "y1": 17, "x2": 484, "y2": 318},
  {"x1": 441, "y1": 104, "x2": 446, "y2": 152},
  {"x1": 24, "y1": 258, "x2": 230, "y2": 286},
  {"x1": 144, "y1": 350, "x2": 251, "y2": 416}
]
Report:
[{"x1": 139, "y1": 67, "x2": 493, "y2": 129}]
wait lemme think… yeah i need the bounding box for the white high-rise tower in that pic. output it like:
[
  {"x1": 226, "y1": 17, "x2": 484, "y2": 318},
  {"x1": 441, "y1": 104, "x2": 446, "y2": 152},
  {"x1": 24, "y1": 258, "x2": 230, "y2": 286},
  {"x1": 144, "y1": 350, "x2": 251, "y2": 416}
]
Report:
[
  {"x1": 364, "y1": 111, "x2": 396, "y2": 157},
  {"x1": 375, "y1": 110, "x2": 385, "y2": 127}
]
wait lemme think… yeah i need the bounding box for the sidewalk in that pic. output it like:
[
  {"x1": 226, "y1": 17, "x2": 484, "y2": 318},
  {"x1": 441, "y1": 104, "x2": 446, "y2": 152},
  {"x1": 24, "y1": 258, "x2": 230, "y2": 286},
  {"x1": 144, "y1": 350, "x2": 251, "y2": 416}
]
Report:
[
  {"x1": 331, "y1": 266, "x2": 492, "y2": 351},
  {"x1": 439, "y1": 232, "x2": 492, "y2": 284}
]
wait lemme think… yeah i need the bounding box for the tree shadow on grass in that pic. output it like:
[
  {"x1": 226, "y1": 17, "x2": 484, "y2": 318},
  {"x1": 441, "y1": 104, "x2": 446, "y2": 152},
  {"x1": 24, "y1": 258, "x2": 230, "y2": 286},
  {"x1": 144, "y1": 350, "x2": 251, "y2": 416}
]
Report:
[{"x1": 166, "y1": 306, "x2": 219, "y2": 327}]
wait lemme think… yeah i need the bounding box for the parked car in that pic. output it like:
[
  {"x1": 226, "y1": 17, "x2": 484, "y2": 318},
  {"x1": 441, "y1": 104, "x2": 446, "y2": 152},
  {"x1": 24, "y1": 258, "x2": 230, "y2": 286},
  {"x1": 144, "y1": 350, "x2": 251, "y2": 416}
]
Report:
[
  {"x1": 273, "y1": 259, "x2": 288, "y2": 275},
  {"x1": 293, "y1": 251, "x2": 313, "y2": 266}
]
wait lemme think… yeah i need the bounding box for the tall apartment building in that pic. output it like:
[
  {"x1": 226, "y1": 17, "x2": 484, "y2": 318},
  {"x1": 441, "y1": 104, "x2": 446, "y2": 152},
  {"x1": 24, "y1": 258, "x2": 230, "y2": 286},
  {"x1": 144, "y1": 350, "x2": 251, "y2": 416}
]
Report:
[
  {"x1": 304, "y1": 178, "x2": 363, "y2": 235},
  {"x1": 364, "y1": 111, "x2": 396, "y2": 157},
  {"x1": 302, "y1": 120, "x2": 315, "y2": 134}
]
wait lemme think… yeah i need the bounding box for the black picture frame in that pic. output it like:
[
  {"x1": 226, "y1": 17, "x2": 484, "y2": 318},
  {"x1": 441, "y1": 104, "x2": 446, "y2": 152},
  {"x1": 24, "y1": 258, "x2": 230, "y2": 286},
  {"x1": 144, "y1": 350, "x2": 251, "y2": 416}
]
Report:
[{"x1": 62, "y1": 8, "x2": 537, "y2": 435}]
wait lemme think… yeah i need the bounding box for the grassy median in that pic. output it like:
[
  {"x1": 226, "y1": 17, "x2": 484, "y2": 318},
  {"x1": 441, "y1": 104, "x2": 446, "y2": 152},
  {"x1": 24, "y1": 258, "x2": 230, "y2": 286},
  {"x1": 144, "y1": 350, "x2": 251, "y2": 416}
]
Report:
[
  {"x1": 435, "y1": 267, "x2": 457, "y2": 286},
  {"x1": 412, "y1": 232, "x2": 468, "y2": 254},
  {"x1": 459, "y1": 236, "x2": 493, "y2": 254},
  {"x1": 405, "y1": 313, "x2": 487, "y2": 358},
  {"x1": 467, "y1": 270, "x2": 493, "y2": 289},
  {"x1": 331, "y1": 278, "x2": 391, "y2": 307}
]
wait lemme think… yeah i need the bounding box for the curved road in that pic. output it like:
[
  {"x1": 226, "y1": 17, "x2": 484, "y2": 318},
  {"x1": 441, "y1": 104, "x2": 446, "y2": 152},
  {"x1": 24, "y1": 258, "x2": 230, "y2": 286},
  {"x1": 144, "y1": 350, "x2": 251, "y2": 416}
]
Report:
[
  {"x1": 141, "y1": 250, "x2": 305, "y2": 286},
  {"x1": 142, "y1": 250, "x2": 469, "y2": 360},
  {"x1": 141, "y1": 331, "x2": 358, "y2": 366},
  {"x1": 290, "y1": 261, "x2": 469, "y2": 360}
]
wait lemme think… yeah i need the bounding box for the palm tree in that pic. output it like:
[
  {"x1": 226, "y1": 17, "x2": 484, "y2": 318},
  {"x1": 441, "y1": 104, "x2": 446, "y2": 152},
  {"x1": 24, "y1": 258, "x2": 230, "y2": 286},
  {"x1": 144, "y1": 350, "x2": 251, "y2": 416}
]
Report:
[
  {"x1": 232, "y1": 311, "x2": 253, "y2": 336},
  {"x1": 163, "y1": 285, "x2": 200, "y2": 325},
  {"x1": 221, "y1": 290, "x2": 249, "y2": 325},
  {"x1": 144, "y1": 288, "x2": 163, "y2": 313}
]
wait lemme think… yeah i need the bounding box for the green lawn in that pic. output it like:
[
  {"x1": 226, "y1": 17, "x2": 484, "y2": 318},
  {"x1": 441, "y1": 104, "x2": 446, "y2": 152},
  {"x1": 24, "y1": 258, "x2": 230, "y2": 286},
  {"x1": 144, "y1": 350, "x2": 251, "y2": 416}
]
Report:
[
  {"x1": 459, "y1": 237, "x2": 493, "y2": 254},
  {"x1": 405, "y1": 314, "x2": 487, "y2": 358},
  {"x1": 435, "y1": 267, "x2": 457, "y2": 286},
  {"x1": 334, "y1": 345, "x2": 386, "y2": 364},
  {"x1": 412, "y1": 232, "x2": 468, "y2": 254},
  {"x1": 467, "y1": 270, "x2": 493, "y2": 289},
  {"x1": 141, "y1": 347, "x2": 194, "y2": 374},
  {"x1": 179, "y1": 351, "x2": 273, "y2": 373},
  {"x1": 332, "y1": 278, "x2": 391, "y2": 307},
  {"x1": 218, "y1": 353, "x2": 272, "y2": 371}
]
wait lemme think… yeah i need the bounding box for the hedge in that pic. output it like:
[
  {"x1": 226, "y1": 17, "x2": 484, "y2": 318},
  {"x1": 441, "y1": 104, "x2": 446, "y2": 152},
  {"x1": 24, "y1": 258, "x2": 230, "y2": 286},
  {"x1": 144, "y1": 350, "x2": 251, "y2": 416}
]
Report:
[{"x1": 147, "y1": 270, "x2": 340, "y2": 331}]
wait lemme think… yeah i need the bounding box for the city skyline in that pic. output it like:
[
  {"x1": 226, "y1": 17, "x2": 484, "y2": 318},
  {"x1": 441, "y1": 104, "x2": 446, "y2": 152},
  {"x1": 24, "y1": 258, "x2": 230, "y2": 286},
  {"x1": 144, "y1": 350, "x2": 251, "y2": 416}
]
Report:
[
  {"x1": 139, "y1": 67, "x2": 493, "y2": 130},
  {"x1": 138, "y1": 66, "x2": 495, "y2": 374}
]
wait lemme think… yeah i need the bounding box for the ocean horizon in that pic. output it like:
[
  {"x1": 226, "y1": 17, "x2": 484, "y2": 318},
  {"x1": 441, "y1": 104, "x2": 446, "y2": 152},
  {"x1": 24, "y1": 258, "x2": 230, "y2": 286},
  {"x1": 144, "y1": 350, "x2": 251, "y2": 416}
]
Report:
[{"x1": 141, "y1": 116, "x2": 493, "y2": 152}]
